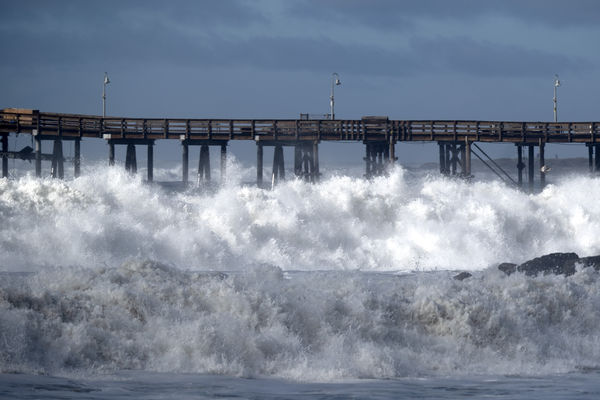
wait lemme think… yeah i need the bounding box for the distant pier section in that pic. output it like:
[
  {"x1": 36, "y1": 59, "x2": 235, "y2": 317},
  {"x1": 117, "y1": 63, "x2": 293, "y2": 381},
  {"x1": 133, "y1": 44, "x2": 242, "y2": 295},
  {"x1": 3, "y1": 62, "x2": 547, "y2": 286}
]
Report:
[{"x1": 2, "y1": 108, "x2": 600, "y2": 190}]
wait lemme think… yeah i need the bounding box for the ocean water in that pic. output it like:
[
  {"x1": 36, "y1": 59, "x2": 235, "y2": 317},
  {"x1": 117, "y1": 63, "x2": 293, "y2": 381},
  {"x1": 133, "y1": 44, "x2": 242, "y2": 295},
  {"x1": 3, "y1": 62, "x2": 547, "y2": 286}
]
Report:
[{"x1": 2, "y1": 162, "x2": 600, "y2": 398}]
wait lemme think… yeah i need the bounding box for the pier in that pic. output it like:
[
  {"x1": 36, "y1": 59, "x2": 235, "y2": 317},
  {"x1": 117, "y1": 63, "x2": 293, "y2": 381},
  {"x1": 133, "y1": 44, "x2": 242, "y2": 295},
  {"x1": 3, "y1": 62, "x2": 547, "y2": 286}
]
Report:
[{"x1": 2, "y1": 108, "x2": 600, "y2": 189}]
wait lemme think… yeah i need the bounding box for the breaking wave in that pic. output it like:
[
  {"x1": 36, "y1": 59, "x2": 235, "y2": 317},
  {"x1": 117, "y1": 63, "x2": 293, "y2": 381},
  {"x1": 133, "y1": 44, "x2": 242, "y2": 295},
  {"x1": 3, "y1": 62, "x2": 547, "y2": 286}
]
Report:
[
  {"x1": 2, "y1": 261, "x2": 600, "y2": 380},
  {"x1": 2, "y1": 165, "x2": 600, "y2": 272},
  {"x1": 2, "y1": 164, "x2": 600, "y2": 380}
]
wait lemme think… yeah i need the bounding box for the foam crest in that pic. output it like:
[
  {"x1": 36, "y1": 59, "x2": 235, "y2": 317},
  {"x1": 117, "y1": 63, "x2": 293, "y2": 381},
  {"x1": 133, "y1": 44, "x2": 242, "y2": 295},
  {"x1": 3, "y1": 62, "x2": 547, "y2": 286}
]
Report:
[
  {"x1": 2, "y1": 166, "x2": 600, "y2": 272},
  {"x1": 2, "y1": 261, "x2": 600, "y2": 379}
]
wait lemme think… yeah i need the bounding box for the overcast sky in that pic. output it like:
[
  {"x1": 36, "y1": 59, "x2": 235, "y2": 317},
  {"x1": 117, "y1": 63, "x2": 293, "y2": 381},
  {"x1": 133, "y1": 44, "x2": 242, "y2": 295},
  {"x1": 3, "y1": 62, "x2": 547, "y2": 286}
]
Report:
[{"x1": 2, "y1": 0, "x2": 599, "y2": 165}]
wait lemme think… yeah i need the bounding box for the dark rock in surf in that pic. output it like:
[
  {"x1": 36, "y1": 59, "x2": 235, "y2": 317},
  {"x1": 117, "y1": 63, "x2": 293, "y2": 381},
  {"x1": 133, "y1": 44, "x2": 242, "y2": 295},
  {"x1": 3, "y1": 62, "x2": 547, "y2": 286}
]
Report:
[
  {"x1": 453, "y1": 272, "x2": 472, "y2": 281},
  {"x1": 497, "y1": 262, "x2": 517, "y2": 276},
  {"x1": 517, "y1": 252, "x2": 579, "y2": 277},
  {"x1": 579, "y1": 255, "x2": 600, "y2": 271}
]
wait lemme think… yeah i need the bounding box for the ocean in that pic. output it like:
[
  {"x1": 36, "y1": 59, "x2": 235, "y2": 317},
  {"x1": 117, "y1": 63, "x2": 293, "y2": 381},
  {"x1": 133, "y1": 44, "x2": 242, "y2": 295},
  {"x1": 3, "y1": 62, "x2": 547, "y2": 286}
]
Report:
[{"x1": 1, "y1": 161, "x2": 600, "y2": 399}]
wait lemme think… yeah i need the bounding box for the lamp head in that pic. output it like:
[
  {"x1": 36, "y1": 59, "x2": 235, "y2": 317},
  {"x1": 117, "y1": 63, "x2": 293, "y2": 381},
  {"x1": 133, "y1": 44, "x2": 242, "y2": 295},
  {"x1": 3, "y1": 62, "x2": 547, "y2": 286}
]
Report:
[
  {"x1": 554, "y1": 74, "x2": 560, "y2": 87},
  {"x1": 104, "y1": 72, "x2": 110, "y2": 85},
  {"x1": 335, "y1": 78, "x2": 341, "y2": 86}
]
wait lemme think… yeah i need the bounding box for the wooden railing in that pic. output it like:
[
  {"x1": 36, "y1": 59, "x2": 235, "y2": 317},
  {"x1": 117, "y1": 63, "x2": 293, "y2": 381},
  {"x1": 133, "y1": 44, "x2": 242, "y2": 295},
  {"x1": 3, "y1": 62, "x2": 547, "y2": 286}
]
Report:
[{"x1": 1, "y1": 109, "x2": 599, "y2": 143}]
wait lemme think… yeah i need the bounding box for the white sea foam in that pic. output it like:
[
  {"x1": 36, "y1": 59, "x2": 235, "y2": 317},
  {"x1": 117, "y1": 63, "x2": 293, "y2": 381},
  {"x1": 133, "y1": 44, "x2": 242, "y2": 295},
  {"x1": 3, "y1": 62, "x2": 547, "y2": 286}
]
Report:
[
  {"x1": 1, "y1": 164, "x2": 600, "y2": 272},
  {"x1": 2, "y1": 165, "x2": 600, "y2": 380},
  {"x1": 1, "y1": 261, "x2": 600, "y2": 380}
]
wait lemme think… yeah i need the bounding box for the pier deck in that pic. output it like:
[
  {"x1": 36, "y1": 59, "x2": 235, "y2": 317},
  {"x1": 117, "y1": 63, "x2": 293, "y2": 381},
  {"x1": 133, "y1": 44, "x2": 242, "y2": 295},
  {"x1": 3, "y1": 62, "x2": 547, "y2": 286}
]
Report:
[
  {"x1": 2, "y1": 108, "x2": 600, "y2": 189},
  {"x1": 1, "y1": 109, "x2": 599, "y2": 143}
]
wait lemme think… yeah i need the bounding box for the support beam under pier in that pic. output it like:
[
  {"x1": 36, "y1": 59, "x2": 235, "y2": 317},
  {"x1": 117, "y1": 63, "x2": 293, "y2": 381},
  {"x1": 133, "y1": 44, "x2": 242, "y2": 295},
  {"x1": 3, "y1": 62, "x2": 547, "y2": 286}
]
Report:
[
  {"x1": 221, "y1": 144, "x2": 227, "y2": 183},
  {"x1": 313, "y1": 141, "x2": 320, "y2": 182},
  {"x1": 528, "y1": 145, "x2": 535, "y2": 192},
  {"x1": 198, "y1": 144, "x2": 210, "y2": 183},
  {"x1": 271, "y1": 144, "x2": 285, "y2": 185},
  {"x1": 439, "y1": 143, "x2": 446, "y2": 174},
  {"x1": 35, "y1": 136, "x2": 41, "y2": 177},
  {"x1": 182, "y1": 142, "x2": 189, "y2": 183},
  {"x1": 257, "y1": 142, "x2": 263, "y2": 187},
  {"x1": 294, "y1": 144, "x2": 302, "y2": 177},
  {"x1": 125, "y1": 143, "x2": 137, "y2": 174},
  {"x1": 51, "y1": 139, "x2": 64, "y2": 179},
  {"x1": 539, "y1": 140, "x2": 545, "y2": 189},
  {"x1": 1, "y1": 135, "x2": 7, "y2": 178},
  {"x1": 109, "y1": 142, "x2": 115, "y2": 166},
  {"x1": 463, "y1": 140, "x2": 471, "y2": 177},
  {"x1": 74, "y1": 139, "x2": 81, "y2": 178},
  {"x1": 517, "y1": 145, "x2": 524, "y2": 187},
  {"x1": 364, "y1": 142, "x2": 390, "y2": 178},
  {"x1": 147, "y1": 143, "x2": 154, "y2": 182}
]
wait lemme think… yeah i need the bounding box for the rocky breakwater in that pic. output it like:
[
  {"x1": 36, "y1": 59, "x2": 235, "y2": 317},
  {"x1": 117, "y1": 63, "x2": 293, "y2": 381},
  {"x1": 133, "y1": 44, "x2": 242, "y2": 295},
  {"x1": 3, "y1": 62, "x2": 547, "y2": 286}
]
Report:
[{"x1": 498, "y1": 252, "x2": 600, "y2": 277}]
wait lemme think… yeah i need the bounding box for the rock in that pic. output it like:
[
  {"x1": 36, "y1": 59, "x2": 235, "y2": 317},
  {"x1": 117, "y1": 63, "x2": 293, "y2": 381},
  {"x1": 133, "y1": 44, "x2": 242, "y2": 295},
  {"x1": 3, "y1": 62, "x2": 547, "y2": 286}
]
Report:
[
  {"x1": 579, "y1": 256, "x2": 600, "y2": 271},
  {"x1": 497, "y1": 262, "x2": 517, "y2": 276},
  {"x1": 517, "y1": 252, "x2": 579, "y2": 277},
  {"x1": 453, "y1": 272, "x2": 472, "y2": 281}
]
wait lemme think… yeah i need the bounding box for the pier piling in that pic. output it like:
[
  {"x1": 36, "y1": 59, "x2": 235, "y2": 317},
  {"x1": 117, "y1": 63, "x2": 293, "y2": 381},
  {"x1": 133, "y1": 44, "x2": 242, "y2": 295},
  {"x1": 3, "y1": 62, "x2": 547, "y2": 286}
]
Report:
[
  {"x1": 35, "y1": 136, "x2": 41, "y2": 177},
  {"x1": 539, "y1": 140, "x2": 545, "y2": 189},
  {"x1": 517, "y1": 145, "x2": 524, "y2": 187},
  {"x1": 109, "y1": 142, "x2": 115, "y2": 166},
  {"x1": 1, "y1": 135, "x2": 7, "y2": 178},
  {"x1": 51, "y1": 139, "x2": 64, "y2": 179},
  {"x1": 294, "y1": 144, "x2": 302, "y2": 177},
  {"x1": 198, "y1": 144, "x2": 210, "y2": 182},
  {"x1": 147, "y1": 143, "x2": 153, "y2": 182},
  {"x1": 528, "y1": 145, "x2": 534, "y2": 192},
  {"x1": 182, "y1": 142, "x2": 189, "y2": 183},
  {"x1": 257, "y1": 142, "x2": 263, "y2": 187},
  {"x1": 74, "y1": 139, "x2": 81, "y2": 178},
  {"x1": 125, "y1": 143, "x2": 137, "y2": 174},
  {"x1": 221, "y1": 144, "x2": 227, "y2": 182}
]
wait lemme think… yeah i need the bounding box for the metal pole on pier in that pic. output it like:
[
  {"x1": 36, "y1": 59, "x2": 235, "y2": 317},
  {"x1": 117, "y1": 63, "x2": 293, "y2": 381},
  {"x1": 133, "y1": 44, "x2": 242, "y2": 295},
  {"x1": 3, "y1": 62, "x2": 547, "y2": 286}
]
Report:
[
  {"x1": 553, "y1": 74, "x2": 560, "y2": 123},
  {"x1": 103, "y1": 72, "x2": 110, "y2": 118}
]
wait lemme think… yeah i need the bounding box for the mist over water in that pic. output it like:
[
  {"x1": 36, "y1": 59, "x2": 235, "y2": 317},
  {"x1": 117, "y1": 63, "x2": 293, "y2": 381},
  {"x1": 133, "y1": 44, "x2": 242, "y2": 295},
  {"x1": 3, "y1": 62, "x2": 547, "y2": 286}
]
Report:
[{"x1": 2, "y1": 163, "x2": 600, "y2": 381}]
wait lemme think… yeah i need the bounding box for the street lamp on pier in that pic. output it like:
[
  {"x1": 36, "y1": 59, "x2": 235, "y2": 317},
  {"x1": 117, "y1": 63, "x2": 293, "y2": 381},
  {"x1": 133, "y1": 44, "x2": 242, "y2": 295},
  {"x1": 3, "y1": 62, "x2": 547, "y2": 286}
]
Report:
[
  {"x1": 103, "y1": 72, "x2": 110, "y2": 118},
  {"x1": 553, "y1": 74, "x2": 560, "y2": 122},
  {"x1": 330, "y1": 72, "x2": 341, "y2": 120}
]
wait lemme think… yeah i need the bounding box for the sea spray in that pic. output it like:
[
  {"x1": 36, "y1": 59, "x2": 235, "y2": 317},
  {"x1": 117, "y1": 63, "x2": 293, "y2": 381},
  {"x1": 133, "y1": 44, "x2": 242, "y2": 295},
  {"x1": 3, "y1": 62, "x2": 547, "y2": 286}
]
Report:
[
  {"x1": 2, "y1": 261, "x2": 600, "y2": 379},
  {"x1": 2, "y1": 166, "x2": 600, "y2": 272}
]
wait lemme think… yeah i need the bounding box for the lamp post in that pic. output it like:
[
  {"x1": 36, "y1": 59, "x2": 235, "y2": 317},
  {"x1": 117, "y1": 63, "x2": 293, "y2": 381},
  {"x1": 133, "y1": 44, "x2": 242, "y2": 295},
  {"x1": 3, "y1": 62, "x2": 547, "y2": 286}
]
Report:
[
  {"x1": 553, "y1": 74, "x2": 560, "y2": 123},
  {"x1": 330, "y1": 72, "x2": 341, "y2": 120},
  {"x1": 103, "y1": 72, "x2": 110, "y2": 118}
]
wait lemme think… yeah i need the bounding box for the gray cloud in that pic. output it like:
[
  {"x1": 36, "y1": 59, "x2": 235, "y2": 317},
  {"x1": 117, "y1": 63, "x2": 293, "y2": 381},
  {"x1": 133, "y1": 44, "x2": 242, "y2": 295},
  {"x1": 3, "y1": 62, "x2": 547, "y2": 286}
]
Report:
[
  {"x1": 0, "y1": 0, "x2": 593, "y2": 80},
  {"x1": 287, "y1": 0, "x2": 600, "y2": 30}
]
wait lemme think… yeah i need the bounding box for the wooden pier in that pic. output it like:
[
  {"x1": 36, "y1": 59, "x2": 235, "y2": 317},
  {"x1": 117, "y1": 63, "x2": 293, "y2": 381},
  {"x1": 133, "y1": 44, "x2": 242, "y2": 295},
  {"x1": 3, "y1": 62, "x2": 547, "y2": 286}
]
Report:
[{"x1": 2, "y1": 108, "x2": 600, "y2": 188}]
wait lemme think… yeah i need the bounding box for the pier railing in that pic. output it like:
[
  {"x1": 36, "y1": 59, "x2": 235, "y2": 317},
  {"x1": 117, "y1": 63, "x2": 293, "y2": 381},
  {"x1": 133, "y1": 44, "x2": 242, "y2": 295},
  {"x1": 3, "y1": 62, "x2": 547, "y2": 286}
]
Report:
[{"x1": 1, "y1": 108, "x2": 599, "y2": 143}]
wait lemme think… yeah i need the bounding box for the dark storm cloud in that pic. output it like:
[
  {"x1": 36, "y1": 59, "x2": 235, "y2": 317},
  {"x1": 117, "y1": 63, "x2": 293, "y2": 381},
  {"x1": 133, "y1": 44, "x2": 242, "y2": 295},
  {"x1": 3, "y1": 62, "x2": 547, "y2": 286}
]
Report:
[
  {"x1": 288, "y1": 0, "x2": 600, "y2": 29},
  {"x1": 0, "y1": 0, "x2": 590, "y2": 79}
]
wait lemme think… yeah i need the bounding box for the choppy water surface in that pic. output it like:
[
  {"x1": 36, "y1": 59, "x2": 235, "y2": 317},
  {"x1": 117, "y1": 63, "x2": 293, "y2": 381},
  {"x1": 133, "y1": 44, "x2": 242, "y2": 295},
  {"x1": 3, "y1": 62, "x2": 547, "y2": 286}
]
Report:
[{"x1": 2, "y1": 164, "x2": 600, "y2": 397}]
